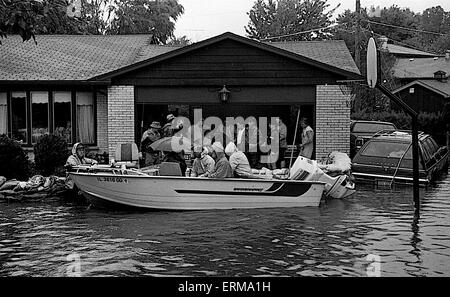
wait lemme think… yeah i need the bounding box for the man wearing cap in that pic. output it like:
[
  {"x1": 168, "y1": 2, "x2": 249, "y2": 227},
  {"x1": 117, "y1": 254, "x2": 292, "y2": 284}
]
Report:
[
  {"x1": 162, "y1": 113, "x2": 184, "y2": 138},
  {"x1": 204, "y1": 142, "x2": 233, "y2": 179},
  {"x1": 140, "y1": 121, "x2": 162, "y2": 166}
]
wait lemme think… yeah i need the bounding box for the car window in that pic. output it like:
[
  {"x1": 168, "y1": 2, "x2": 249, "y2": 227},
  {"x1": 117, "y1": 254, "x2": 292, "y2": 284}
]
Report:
[
  {"x1": 421, "y1": 138, "x2": 434, "y2": 161},
  {"x1": 428, "y1": 137, "x2": 440, "y2": 153},
  {"x1": 360, "y1": 141, "x2": 412, "y2": 159},
  {"x1": 352, "y1": 122, "x2": 396, "y2": 133}
]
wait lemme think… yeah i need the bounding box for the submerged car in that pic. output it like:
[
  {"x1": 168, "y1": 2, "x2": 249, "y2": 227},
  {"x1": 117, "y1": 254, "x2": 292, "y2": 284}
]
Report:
[
  {"x1": 350, "y1": 120, "x2": 397, "y2": 157},
  {"x1": 352, "y1": 130, "x2": 449, "y2": 185}
]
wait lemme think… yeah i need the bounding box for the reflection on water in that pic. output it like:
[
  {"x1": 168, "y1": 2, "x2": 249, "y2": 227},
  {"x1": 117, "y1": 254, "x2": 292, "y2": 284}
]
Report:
[{"x1": 0, "y1": 174, "x2": 449, "y2": 276}]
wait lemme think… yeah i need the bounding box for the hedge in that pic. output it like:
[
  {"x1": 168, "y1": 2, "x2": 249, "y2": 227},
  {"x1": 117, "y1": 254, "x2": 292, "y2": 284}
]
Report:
[{"x1": 351, "y1": 110, "x2": 449, "y2": 145}]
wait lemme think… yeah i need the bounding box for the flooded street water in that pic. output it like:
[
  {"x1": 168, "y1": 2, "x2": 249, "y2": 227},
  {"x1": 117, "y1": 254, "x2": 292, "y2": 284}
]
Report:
[{"x1": 0, "y1": 173, "x2": 449, "y2": 277}]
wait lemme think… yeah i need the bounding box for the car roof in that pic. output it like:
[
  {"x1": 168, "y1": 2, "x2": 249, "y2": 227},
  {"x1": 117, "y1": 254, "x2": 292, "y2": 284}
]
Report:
[
  {"x1": 351, "y1": 120, "x2": 396, "y2": 125},
  {"x1": 369, "y1": 130, "x2": 429, "y2": 142}
]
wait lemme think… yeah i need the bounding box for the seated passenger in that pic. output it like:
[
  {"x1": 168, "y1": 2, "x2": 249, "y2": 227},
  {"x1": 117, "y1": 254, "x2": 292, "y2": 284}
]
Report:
[
  {"x1": 162, "y1": 151, "x2": 187, "y2": 176},
  {"x1": 225, "y1": 142, "x2": 252, "y2": 178},
  {"x1": 204, "y1": 142, "x2": 233, "y2": 179},
  {"x1": 66, "y1": 143, "x2": 98, "y2": 167},
  {"x1": 191, "y1": 146, "x2": 215, "y2": 177}
]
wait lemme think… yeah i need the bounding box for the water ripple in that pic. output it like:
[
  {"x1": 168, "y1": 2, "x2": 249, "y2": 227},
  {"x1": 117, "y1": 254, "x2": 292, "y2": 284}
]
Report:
[{"x1": 0, "y1": 173, "x2": 449, "y2": 276}]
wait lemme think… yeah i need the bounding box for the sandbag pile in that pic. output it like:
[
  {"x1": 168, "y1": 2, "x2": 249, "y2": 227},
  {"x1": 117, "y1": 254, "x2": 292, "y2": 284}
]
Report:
[{"x1": 0, "y1": 175, "x2": 68, "y2": 202}]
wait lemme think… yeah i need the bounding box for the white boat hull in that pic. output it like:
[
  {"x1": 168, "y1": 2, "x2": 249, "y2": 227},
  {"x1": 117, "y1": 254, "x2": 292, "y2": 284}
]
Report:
[{"x1": 69, "y1": 172, "x2": 325, "y2": 210}]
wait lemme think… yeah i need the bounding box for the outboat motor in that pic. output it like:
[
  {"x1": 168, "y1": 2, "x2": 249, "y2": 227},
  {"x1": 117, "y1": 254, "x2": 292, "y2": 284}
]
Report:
[{"x1": 289, "y1": 156, "x2": 356, "y2": 199}]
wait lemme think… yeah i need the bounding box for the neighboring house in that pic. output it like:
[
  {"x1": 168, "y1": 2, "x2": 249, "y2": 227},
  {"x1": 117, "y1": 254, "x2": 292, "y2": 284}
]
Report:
[
  {"x1": 0, "y1": 32, "x2": 360, "y2": 160},
  {"x1": 377, "y1": 36, "x2": 450, "y2": 113},
  {"x1": 391, "y1": 51, "x2": 450, "y2": 113}
]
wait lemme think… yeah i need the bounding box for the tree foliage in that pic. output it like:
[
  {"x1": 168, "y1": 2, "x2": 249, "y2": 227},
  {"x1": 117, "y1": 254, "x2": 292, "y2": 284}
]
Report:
[
  {"x1": 34, "y1": 134, "x2": 70, "y2": 176},
  {"x1": 1, "y1": 0, "x2": 184, "y2": 44},
  {"x1": 0, "y1": 134, "x2": 30, "y2": 180},
  {"x1": 166, "y1": 34, "x2": 190, "y2": 46},
  {"x1": 107, "y1": 0, "x2": 184, "y2": 44},
  {"x1": 245, "y1": 0, "x2": 338, "y2": 41}
]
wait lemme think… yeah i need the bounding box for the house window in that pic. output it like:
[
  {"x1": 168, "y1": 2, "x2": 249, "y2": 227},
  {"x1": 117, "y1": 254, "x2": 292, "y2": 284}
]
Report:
[
  {"x1": 0, "y1": 93, "x2": 7, "y2": 135},
  {"x1": 53, "y1": 92, "x2": 72, "y2": 144},
  {"x1": 76, "y1": 92, "x2": 95, "y2": 144},
  {"x1": 31, "y1": 91, "x2": 49, "y2": 143},
  {"x1": 409, "y1": 88, "x2": 415, "y2": 94},
  {"x1": 11, "y1": 91, "x2": 27, "y2": 143}
]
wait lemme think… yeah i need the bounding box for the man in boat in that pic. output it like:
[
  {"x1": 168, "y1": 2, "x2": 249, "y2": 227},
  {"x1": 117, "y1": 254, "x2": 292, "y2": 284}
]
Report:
[
  {"x1": 298, "y1": 117, "x2": 314, "y2": 159},
  {"x1": 225, "y1": 142, "x2": 252, "y2": 178},
  {"x1": 204, "y1": 142, "x2": 233, "y2": 178},
  {"x1": 140, "y1": 121, "x2": 162, "y2": 167},
  {"x1": 65, "y1": 143, "x2": 98, "y2": 167},
  {"x1": 191, "y1": 146, "x2": 215, "y2": 177},
  {"x1": 162, "y1": 114, "x2": 184, "y2": 138}
]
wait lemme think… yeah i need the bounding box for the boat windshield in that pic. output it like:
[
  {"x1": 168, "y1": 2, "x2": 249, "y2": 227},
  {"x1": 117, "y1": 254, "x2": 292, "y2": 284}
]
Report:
[
  {"x1": 360, "y1": 141, "x2": 412, "y2": 159},
  {"x1": 352, "y1": 122, "x2": 396, "y2": 133}
]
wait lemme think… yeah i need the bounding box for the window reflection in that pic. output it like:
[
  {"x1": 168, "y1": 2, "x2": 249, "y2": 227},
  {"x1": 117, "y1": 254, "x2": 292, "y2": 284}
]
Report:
[
  {"x1": 0, "y1": 93, "x2": 7, "y2": 135},
  {"x1": 31, "y1": 91, "x2": 49, "y2": 143},
  {"x1": 53, "y1": 92, "x2": 72, "y2": 144},
  {"x1": 76, "y1": 92, "x2": 94, "y2": 144},
  {"x1": 11, "y1": 91, "x2": 27, "y2": 143}
]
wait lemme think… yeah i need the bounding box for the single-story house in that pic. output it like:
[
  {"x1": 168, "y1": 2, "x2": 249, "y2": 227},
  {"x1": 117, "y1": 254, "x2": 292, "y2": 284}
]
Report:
[
  {"x1": 0, "y1": 32, "x2": 360, "y2": 161},
  {"x1": 392, "y1": 51, "x2": 450, "y2": 113}
]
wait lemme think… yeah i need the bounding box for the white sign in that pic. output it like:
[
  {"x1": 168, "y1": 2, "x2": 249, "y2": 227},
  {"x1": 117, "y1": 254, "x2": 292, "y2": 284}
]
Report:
[{"x1": 366, "y1": 37, "x2": 378, "y2": 89}]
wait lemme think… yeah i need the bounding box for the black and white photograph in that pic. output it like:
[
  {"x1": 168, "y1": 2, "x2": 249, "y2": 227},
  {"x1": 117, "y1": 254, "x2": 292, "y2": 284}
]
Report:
[{"x1": 0, "y1": 0, "x2": 450, "y2": 286}]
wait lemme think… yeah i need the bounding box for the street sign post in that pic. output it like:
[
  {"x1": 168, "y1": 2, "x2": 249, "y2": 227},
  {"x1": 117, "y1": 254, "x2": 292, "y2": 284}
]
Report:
[{"x1": 365, "y1": 37, "x2": 421, "y2": 212}]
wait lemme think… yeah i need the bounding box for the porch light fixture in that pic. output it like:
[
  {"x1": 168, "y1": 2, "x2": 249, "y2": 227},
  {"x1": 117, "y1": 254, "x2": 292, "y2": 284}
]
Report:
[{"x1": 218, "y1": 85, "x2": 230, "y2": 103}]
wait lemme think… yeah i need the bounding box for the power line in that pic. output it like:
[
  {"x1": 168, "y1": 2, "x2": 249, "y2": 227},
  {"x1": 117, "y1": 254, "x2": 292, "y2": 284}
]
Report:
[
  {"x1": 259, "y1": 24, "x2": 337, "y2": 41},
  {"x1": 365, "y1": 20, "x2": 446, "y2": 37},
  {"x1": 365, "y1": 28, "x2": 441, "y2": 55}
]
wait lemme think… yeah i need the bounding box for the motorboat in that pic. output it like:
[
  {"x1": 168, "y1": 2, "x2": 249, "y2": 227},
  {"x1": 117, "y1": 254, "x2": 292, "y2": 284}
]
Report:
[
  {"x1": 289, "y1": 153, "x2": 356, "y2": 199},
  {"x1": 68, "y1": 165, "x2": 326, "y2": 210}
]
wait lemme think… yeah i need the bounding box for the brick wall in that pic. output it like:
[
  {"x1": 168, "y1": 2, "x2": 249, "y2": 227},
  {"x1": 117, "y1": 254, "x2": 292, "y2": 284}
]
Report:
[
  {"x1": 315, "y1": 85, "x2": 351, "y2": 159},
  {"x1": 107, "y1": 86, "x2": 135, "y2": 159},
  {"x1": 96, "y1": 91, "x2": 108, "y2": 154}
]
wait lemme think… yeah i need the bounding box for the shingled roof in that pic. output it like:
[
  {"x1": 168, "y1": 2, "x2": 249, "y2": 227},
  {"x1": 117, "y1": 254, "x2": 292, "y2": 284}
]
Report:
[
  {"x1": 393, "y1": 79, "x2": 450, "y2": 98},
  {"x1": 0, "y1": 35, "x2": 179, "y2": 81},
  {"x1": 266, "y1": 40, "x2": 360, "y2": 75},
  {"x1": 393, "y1": 56, "x2": 450, "y2": 79},
  {"x1": 384, "y1": 43, "x2": 438, "y2": 58},
  {"x1": 0, "y1": 33, "x2": 359, "y2": 82}
]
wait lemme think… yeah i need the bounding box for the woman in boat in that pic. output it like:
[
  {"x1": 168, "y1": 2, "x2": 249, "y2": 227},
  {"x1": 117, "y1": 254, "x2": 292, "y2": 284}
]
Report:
[
  {"x1": 204, "y1": 142, "x2": 233, "y2": 179},
  {"x1": 66, "y1": 143, "x2": 98, "y2": 167},
  {"x1": 299, "y1": 117, "x2": 314, "y2": 159},
  {"x1": 225, "y1": 142, "x2": 252, "y2": 178},
  {"x1": 191, "y1": 146, "x2": 215, "y2": 177}
]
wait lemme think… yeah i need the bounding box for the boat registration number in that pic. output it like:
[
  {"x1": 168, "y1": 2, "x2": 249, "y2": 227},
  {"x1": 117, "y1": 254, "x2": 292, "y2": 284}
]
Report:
[
  {"x1": 376, "y1": 180, "x2": 391, "y2": 187},
  {"x1": 96, "y1": 177, "x2": 129, "y2": 183}
]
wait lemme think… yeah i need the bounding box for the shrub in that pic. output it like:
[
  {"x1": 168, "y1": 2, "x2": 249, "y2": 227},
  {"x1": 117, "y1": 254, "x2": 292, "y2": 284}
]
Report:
[
  {"x1": 351, "y1": 111, "x2": 448, "y2": 145},
  {"x1": 0, "y1": 134, "x2": 30, "y2": 180},
  {"x1": 34, "y1": 134, "x2": 70, "y2": 176}
]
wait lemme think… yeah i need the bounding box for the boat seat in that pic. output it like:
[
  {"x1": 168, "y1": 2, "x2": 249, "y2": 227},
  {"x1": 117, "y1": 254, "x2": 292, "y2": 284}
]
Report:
[
  {"x1": 159, "y1": 162, "x2": 182, "y2": 176},
  {"x1": 114, "y1": 142, "x2": 140, "y2": 168}
]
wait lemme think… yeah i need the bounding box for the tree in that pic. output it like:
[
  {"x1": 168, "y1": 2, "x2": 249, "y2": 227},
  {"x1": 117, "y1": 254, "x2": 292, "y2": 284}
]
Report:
[
  {"x1": 0, "y1": 0, "x2": 111, "y2": 44},
  {"x1": 107, "y1": 0, "x2": 184, "y2": 44},
  {"x1": 245, "y1": 0, "x2": 338, "y2": 41},
  {"x1": 166, "y1": 35, "x2": 190, "y2": 46},
  {"x1": 0, "y1": 0, "x2": 59, "y2": 44},
  {"x1": 367, "y1": 5, "x2": 419, "y2": 42},
  {"x1": 406, "y1": 6, "x2": 450, "y2": 53}
]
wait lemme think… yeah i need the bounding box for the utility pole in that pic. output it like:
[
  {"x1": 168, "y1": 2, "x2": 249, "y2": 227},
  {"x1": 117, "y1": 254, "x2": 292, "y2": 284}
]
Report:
[{"x1": 355, "y1": 0, "x2": 361, "y2": 69}]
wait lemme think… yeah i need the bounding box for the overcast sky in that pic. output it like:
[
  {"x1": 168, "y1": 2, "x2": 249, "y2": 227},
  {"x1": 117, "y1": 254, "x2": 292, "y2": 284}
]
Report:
[{"x1": 174, "y1": 0, "x2": 450, "y2": 42}]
